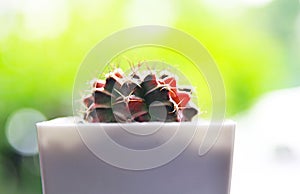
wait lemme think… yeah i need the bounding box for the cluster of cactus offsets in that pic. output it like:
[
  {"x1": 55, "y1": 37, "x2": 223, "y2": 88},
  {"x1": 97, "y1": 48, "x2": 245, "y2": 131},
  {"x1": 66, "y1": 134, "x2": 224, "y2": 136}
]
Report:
[{"x1": 83, "y1": 67, "x2": 198, "y2": 123}]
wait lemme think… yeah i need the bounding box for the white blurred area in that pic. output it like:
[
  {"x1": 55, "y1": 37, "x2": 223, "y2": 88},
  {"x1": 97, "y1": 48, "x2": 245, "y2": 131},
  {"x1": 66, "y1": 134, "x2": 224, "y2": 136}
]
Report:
[
  {"x1": 203, "y1": 0, "x2": 273, "y2": 9},
  {"x1": 5, "y1": 108, "x2": 46, "y2": 156},
  {"x1": 125, "y1": 0, "x2": 176, "y2": 26},
  {"x1": 0, "y1": 0, "x2": 69, "y2": 40},
  {"x1": 202, "y1": 0, "x2": 274, "y2": 16},
  {"x1": 232, "y1": 87, "x2": 300, "y2": 194},
  {"x1": 21, "y1": 0, "x2": 69, "y2": 40}
]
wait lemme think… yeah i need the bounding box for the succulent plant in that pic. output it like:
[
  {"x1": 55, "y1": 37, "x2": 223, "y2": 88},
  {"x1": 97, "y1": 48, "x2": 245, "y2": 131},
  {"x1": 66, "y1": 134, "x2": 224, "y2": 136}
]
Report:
[{"x1": 83, "y1": 66, "x2": 198, "y2": 123}]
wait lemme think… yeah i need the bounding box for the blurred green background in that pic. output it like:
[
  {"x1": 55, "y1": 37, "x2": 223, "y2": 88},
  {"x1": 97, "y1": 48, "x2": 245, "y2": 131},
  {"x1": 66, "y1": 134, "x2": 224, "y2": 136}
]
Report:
[{"x1": 0, "y1": 0, "x2": 299, "y2": 193}]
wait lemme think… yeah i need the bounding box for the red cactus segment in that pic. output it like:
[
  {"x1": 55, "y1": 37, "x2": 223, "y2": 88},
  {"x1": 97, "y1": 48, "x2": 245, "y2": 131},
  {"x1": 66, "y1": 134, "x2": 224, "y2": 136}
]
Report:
[
  {"x1": 163, "y1": 77, "x2": 191, "y2": 108},
  {"x1": 128, "y1": 96, "x2": 148, "y2": 118},
  {"x1": 163, "y1": 77, "x2": 180, "y2": 105},
  {"x1": 83, "y1": 95, "x2": 94, "y2": 108},
  {"x1": 93, "y1": 80, "x2": 105, "y2": 88},
  {"x1": 113, "y1": 68, "x2": 124, "y2": 78},
  {"x1": 164, "y1": 77, "x2": 177, "y2": 88},
  {"x1": 141, "y1": 74, "x2": 159, "y2": 92},
  {"x1": 176, "y1": 92, "x2": 190, "y2": 107},
  {"x1": 169, "y1": 90, "x2": 179, "y2": 103},
  {"x1": 114, "y1": 72, "x2": 123, "y2": 79}
]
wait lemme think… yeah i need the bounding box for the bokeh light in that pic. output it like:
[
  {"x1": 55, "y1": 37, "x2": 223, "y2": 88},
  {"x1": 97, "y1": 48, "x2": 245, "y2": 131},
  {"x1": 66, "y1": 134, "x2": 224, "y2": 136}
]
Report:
[
  {"x1": 5, "y1": 108, "x2": 46, "y2": 156},
  {"x1": 203, "y1": 0, "x2": 273, "y2": 9},
  {"x1": 20, "y1": 0, "x2": 70, "y2": 40},
  {"x1": 126, "y1": 0, "x2": 176, "y2": 26},
  {"x1": 0, "y1": 0, "x2": 18, "y2": 40}
]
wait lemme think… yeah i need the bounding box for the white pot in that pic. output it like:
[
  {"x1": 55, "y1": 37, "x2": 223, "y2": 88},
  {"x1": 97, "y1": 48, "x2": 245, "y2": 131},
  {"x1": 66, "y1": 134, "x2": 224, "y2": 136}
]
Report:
[{"x1": 36, "y1": 117, "x2": 235, "y2": 194}]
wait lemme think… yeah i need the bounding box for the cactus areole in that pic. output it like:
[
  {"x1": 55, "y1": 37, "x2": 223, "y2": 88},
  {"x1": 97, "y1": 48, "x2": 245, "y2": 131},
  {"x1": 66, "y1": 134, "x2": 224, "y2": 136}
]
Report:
[{"x1": 83, "y1": 66, "x2": 198, "y2": 123}]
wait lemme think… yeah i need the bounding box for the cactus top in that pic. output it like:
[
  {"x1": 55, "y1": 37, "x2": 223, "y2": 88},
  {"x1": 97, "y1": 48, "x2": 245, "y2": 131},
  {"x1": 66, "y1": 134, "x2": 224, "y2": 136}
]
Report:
[{"x1": 83, "y1": 68, "x2": 198, "y2": 123}]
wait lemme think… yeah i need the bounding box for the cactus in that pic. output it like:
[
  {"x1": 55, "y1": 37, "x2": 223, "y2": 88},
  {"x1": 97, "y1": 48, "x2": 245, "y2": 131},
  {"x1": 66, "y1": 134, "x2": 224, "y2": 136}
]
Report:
[{"x1": 83, "y1": 66, "x2": 198, "y2": 123}]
